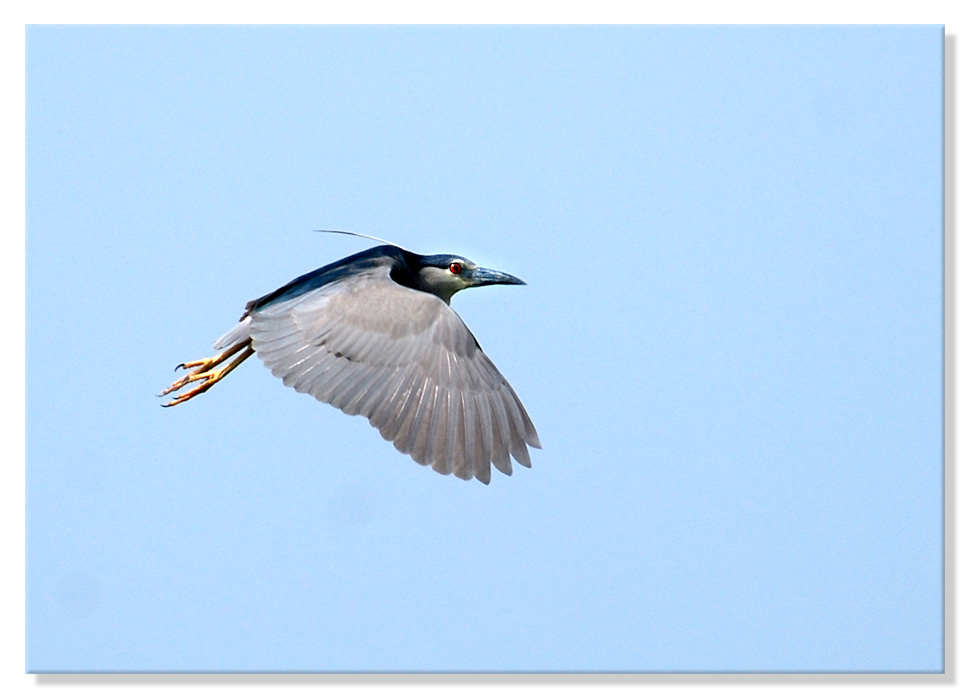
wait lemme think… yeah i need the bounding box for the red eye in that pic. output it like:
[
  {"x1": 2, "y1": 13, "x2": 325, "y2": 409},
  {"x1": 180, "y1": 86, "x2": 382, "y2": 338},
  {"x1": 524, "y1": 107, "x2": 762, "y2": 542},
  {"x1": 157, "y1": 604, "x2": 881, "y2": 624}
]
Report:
[{"x1": 449, "y1": 262, "x2": 463, "y2": 274}]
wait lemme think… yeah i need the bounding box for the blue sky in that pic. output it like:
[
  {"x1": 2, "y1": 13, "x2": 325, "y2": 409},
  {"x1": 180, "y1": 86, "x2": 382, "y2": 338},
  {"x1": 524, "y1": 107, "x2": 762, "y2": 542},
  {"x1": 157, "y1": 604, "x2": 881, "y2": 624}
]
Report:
[{"x1": 26, "y1": 25, "x2": 942, "y2": 673}]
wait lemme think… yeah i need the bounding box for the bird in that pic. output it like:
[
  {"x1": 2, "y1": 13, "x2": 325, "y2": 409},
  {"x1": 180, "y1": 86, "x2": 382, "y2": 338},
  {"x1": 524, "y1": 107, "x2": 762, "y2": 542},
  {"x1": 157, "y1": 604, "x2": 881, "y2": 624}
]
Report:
[{"x1": 160, "y1": 232, "x2": 541, "y2": 484}]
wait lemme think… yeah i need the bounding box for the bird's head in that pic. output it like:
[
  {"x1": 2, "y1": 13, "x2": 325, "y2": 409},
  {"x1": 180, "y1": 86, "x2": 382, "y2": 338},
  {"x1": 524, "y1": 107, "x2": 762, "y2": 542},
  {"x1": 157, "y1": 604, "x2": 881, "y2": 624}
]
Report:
[{"x1": 414, "y1": 254, "x2": 526, "y2": 304}]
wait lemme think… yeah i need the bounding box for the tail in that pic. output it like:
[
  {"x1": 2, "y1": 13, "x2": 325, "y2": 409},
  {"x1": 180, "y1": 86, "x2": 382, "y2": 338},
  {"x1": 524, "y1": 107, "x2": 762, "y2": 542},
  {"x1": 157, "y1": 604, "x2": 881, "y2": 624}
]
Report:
[{"x1": 214, "y1": 317, "x2": 252, "y2": 350}]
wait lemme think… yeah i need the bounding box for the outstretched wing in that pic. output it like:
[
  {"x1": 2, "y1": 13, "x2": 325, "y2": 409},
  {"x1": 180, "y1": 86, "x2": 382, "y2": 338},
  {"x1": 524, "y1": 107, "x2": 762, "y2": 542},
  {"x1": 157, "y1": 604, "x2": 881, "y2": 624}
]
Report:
[{"x1": 238, "y1": 263, "x2": 540, "y2": 483}]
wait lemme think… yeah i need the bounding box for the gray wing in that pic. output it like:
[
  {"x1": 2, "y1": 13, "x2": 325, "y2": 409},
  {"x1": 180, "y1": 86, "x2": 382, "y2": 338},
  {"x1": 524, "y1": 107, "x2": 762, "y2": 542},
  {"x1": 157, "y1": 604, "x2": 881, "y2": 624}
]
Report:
[{"x1": 239, "y1": 265, "x2": 540, "y2": 483}]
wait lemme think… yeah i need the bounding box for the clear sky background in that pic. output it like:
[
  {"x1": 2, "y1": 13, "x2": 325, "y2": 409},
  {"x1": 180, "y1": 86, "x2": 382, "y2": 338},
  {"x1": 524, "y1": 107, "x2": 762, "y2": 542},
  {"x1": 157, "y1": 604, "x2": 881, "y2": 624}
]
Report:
[{"x1": 26, "y1": 25, "x2": 942, "y2": 673}]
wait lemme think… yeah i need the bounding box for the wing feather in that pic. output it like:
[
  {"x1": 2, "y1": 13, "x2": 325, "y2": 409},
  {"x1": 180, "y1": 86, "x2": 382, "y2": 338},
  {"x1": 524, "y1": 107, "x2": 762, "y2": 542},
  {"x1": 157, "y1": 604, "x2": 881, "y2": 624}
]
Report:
[
  {"x1": 463, "y1": 394, "x2": 479, "y2": 481},
  {"x1": 404, "y1": 377, "x2": 434, "y2": 461},
  {"x1": 371, "y1": 366, "x2": 418, "y2": 438},
  {"x1": 486, "y1": 391, "x2": 514, "y2": 476},
  {"x1": 389, "y1": 372, "x2": 426, "y2": 450},
  {"x1": 430, "y1": 388, "x2": 452, "y2": 477}
]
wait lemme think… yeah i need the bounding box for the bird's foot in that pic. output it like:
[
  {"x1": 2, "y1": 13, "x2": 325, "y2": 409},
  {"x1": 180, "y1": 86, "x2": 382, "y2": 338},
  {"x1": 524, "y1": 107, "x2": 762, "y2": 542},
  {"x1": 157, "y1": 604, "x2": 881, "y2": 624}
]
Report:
[
  {"x1": 160, "y1": 341, "x2": 254, "y2": 407},
  {"x1": 160, "y1": 365, "x2": 225, "y2": 406}
]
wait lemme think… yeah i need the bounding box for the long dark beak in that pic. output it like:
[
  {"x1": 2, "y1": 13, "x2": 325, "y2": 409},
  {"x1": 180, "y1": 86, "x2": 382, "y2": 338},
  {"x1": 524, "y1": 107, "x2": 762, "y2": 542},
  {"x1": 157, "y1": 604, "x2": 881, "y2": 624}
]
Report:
[{"x1": 468, "y1": 267, "x2": 527, "y2": 287}]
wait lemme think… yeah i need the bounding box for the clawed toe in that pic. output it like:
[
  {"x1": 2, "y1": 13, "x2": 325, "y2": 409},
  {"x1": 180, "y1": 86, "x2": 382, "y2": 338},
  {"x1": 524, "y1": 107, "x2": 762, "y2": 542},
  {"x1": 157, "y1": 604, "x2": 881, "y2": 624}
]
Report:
[{"x1": 160, "y1": 341, "x2": 254, "y2": 407}]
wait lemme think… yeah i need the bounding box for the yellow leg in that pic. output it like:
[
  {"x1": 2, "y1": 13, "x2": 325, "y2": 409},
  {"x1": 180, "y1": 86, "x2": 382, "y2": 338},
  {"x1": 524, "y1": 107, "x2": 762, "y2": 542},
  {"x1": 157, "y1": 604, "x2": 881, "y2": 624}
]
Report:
[{"x1": 160, "y1": 341, "x2": 255, "y2": 407}]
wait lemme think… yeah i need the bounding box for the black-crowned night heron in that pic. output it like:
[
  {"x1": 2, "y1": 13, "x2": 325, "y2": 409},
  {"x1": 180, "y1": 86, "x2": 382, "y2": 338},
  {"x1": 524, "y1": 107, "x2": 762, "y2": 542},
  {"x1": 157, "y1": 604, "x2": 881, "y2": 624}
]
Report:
[{"x1": 161, "y1": 236, "x2": 540, "y2": 484}]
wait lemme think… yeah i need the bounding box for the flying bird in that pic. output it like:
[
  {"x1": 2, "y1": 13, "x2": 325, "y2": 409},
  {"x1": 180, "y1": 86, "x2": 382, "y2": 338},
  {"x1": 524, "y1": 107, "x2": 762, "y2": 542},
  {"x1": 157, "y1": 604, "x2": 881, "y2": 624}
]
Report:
[{"x1": 161, "y1": 234, "x2": 541, "y2": 484}]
